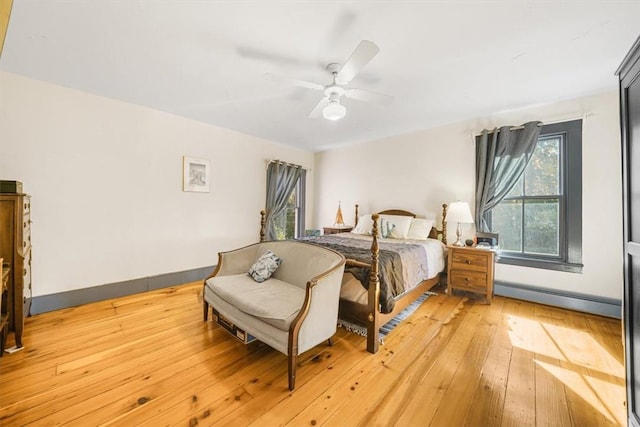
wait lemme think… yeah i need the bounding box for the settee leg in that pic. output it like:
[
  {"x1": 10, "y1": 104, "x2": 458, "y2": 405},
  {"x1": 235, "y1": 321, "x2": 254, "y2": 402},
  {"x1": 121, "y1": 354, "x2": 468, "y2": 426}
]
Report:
[
  {"x1": 327, "y1": 338, "x2": 334, "y2": 346},
  {"x1": 203, "y1": 301, "x2": 209, "y2": 321},
  {"x1": 288, "y1": 353, "x2": 297, "y2": 391}
]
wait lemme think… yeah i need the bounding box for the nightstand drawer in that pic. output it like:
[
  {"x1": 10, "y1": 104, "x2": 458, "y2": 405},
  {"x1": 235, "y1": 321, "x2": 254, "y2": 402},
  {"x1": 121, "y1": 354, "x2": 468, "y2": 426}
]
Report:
[
  {"x1": 449, "y1": 269, "x2": 487, "y2": 291},
  {"x1": 450, "y1": 251, "x2": 489, "y2": 271}
]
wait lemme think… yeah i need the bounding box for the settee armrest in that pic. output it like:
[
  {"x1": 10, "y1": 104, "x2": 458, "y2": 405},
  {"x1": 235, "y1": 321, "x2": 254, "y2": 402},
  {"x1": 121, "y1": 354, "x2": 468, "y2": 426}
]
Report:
[
  {"x1": 294, "y1": 258, "x2": 346, "y2": 354},
  {"x1": 206, "y1": 244, "x2": 260, "y2": 279}
]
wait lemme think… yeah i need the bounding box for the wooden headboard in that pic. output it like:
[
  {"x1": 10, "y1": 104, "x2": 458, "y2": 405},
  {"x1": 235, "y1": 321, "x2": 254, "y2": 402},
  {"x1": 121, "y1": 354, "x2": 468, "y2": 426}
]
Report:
[{"x1": 354, "y1": 204, "x2": 448, "y2": 244}]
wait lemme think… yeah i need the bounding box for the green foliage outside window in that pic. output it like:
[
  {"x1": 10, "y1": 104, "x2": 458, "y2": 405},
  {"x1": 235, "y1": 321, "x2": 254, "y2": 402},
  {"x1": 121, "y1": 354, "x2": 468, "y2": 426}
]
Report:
[
  {"x1": 490, "y1": 136, "x2": 561, "y2": 257},
  {"x1": 272, "y1": 191, "x2": 298, "y2": 240}
]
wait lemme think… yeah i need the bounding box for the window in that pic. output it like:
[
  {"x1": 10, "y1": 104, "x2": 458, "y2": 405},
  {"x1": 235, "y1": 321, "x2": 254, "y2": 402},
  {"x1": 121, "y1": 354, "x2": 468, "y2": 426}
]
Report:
[
  {"x1": 484, "y1": 120, "x2": 582, "y2": 272},
  {"x1": 271, "y1": 172, "x2": 306, "y2": 240}
]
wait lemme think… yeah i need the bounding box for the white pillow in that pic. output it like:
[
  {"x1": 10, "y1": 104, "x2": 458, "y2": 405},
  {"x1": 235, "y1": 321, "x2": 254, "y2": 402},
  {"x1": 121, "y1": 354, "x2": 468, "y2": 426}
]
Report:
[
  {"x1": 379, "y1": 214, "x2": 413, "y2": 239},
  {"x1": 351, "y1": 214, "x2": 373, "y2": 235},
  {"x1": 407, "y1": 218, "x2": 435, "y2": 240}
]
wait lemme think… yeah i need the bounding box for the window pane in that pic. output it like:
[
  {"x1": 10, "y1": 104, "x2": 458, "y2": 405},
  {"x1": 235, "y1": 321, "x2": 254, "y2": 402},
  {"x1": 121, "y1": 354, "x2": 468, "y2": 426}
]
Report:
[
  {"x1": 525, "y1": 136, "x2": 560, "y2": 196},
  {"x1": 273, "y1": 191, "x2": 297, "y2": 240},
  {"x1": 505, "y1": 174, "x2": 523, "y2": 198},
  {"x1": 491, "y1": 200, "x2": 522, "y2": 252},
  {"x1": 524, "y1": 199, "x2": 559, "y2": 256}
]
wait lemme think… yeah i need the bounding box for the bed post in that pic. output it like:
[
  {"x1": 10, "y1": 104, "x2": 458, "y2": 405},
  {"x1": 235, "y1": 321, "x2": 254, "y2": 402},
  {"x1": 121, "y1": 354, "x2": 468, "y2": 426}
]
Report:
[
  {"x1": 354, "y1": 204, "x2": 359, "y2": 226},
  {"x1": 441, "y1": 203, "x2": 448, "y2": 245},
  {"x1": 260, "y1": 210, "x2": 266, "y2": 242},
  {"x1": 367, "y1": 213, "x2": 381, "y2": 354}
]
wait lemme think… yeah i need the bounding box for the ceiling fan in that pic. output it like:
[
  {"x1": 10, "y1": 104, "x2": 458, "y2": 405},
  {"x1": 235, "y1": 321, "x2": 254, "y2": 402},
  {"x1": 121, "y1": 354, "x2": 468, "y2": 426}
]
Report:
[{"x1": 269, "y1": 40, "x2": 393, "y2": 121}]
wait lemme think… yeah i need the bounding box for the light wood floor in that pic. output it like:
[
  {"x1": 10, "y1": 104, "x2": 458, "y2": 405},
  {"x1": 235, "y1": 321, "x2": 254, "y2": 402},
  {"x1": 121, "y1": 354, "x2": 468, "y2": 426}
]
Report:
[{"x1": 0, "y1": 281, "x2": 626, "y2": 426}]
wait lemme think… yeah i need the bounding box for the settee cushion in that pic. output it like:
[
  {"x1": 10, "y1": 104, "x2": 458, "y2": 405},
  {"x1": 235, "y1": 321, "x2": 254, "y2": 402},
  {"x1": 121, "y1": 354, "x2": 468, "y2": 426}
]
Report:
[
  {"x1": 206, "y1": 274, "x2": 305, "y2": 331},
  {"x1": 248, "y1": 250, "x2": 282, "y2": 282}
]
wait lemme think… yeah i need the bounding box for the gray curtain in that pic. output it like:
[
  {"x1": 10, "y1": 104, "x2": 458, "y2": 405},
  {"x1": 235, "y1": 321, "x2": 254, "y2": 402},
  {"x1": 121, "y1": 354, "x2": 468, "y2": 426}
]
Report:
[
  {"x1": 475, "y1": 121, "x2": 542, "y2": 232},
  {"x1": 265, "y1": 161, "x2": 303, "y2": 240}
]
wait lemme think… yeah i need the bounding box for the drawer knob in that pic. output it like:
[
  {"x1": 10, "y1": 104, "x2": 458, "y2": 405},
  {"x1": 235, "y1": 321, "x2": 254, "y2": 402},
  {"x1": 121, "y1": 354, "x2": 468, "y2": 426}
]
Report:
[
  {"x1": 464, "y1": 277, "x2": 470, "y2": 281},
  {"x1": 466, "y1": 260, "x2": 471, "y2": 264}
]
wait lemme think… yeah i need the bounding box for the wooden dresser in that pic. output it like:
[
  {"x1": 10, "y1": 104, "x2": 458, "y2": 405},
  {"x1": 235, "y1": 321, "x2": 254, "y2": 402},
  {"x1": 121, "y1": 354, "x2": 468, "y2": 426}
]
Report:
[
  {"x1": 447, "y1": 245, "x2": 495, "y2": 304},
  {"x1": 1, "y1": 259, "x2": 9, "y2": 353},
  {"x1": 0, "y1": 193, "x2": 32, "y2": 348}
]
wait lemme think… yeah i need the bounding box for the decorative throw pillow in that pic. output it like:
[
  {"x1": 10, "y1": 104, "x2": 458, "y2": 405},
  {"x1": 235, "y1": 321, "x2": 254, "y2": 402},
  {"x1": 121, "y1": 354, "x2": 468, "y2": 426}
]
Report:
[
  {"x1": 407, "y1": 218, "x2": 435, "y2": 240},
  {"x1": 248, "y1": 250, "x2": 282, "y2": 283},
  {"x1": 380, "y1": 218, "x2": 396, "y2": 238},
  {"x1": 379, "y1": 214, "x2": 413, "y2": 239}
]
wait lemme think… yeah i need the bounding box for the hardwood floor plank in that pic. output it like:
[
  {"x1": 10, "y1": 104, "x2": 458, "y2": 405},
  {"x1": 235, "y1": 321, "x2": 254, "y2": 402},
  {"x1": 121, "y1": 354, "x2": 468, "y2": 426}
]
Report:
[
  {"x1": 322, "y1": 296, "x2": 467, "y2": 427},
  {"x1": 532, "y1": 304, "x2": 573, "y2": 427},
  {"x1": 563, "y1": 307, "x2": 625, "y2": 426},
  {"x1": 500, "y1": 299, "x2": 537, "y2": 427},
  {"x1": 390, "y1": 302, "x2": 484, "y2": 426},
  {"x1": 0, "y1": 282, "x2": 626, "y2": 426},
  {"x1": 357, "y1": 321, "x2": 462, "y2": 426},
  {"x1": 282, "y1": 294, "x2": 465, "y2": 427}
]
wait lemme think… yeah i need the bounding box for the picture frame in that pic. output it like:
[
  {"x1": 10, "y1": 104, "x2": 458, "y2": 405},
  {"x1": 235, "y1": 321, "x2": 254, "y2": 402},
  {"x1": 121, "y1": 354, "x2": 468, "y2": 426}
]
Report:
[{"x1": 183, "y1": 156, "x2": 210, "y2": 193}]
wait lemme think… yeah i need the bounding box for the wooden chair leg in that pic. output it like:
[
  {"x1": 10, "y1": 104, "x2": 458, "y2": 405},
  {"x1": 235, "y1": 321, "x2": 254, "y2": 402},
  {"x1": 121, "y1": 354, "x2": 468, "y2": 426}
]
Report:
[
  {"x1": 288, "y1": 353, "x2": 297, "y2": 391},
  {"x1": 203, "y1": 301, "x2": 209, "y2": 321}
]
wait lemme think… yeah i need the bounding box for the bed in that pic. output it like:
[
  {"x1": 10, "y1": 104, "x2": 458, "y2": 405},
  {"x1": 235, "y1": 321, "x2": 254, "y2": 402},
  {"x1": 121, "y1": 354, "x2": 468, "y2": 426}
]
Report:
[{"x1": 259, "y1": 204, "x2": 448, "y2": 354}]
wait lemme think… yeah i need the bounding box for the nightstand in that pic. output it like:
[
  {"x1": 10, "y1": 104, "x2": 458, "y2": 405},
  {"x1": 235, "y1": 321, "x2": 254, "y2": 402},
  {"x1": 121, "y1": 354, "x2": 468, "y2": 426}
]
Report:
[
  {"x1": 323, "y1": 226, "x2": 353, "y2": 235},
  {"x1": 447, "y1": 245, "x2": 496, "y2": 303}
]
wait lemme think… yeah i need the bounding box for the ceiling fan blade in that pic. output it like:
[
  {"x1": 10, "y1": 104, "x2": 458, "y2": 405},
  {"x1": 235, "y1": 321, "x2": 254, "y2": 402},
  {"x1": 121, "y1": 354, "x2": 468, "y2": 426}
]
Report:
[
  {"x1": 345, "y1": 88, "x2": 394, "y2": 105},
  {"x1": 264, "y1": 73, "x2": 324, "y2": 91},
  {"x1": 337, "y1": 40, "x2": 379, "y2": 84},
  {"x1": 308, "y1": 98, "x2": 330, "y2": 118}
]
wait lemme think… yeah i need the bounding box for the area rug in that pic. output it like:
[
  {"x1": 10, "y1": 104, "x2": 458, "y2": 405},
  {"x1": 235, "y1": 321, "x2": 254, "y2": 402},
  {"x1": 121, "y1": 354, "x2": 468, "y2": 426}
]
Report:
[{"x1": 337, "y1": 291, "x2": 437, "y2": 343}]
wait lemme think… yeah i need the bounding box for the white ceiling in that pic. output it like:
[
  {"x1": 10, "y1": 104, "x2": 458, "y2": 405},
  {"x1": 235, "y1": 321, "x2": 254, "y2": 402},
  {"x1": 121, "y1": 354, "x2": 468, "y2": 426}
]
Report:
[{"x1": 1, "y1": 1, "x2": 639, "y2": 151}]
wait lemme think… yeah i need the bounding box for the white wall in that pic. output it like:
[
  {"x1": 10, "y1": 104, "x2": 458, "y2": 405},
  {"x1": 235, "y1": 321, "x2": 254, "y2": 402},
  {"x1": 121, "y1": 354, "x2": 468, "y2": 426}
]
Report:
[
  {"x1": 0, "y1": 72, "x2": 314, "y2": 297},
  {"x1": 314, "y1": 91, "x2": 623, "y2": 300}
]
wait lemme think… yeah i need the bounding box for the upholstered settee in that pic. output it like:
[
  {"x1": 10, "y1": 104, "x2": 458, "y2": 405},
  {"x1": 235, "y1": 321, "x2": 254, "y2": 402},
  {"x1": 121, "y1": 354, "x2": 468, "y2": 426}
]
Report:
[{"x1": 203, "y1": 240, "x2": 346, "y2": 391}]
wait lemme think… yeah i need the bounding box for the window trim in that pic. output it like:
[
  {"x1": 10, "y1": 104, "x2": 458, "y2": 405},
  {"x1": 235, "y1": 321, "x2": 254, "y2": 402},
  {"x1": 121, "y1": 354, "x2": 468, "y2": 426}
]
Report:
[
  {"x1": 295, "y1": 170, "x2": 306, "y2": 239},
  {"x1": 483, "y1": 119, "x2": 583, "y2": 273}
]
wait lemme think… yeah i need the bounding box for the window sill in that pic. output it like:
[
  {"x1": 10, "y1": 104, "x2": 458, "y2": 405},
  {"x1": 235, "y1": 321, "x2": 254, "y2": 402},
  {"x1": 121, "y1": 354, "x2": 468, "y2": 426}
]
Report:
[{"x1": 497, "y1": 254, "x2": 583, "y2": 273}]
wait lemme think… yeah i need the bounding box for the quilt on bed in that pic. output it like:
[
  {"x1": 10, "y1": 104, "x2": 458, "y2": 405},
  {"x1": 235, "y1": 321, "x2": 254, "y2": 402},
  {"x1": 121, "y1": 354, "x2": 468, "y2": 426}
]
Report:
[{"x1": 304, "y1": 234, "x2": 440, "y2": 313}]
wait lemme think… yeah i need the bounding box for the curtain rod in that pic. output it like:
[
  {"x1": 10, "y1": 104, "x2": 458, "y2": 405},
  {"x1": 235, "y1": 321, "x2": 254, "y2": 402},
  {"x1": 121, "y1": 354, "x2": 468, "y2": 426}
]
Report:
[
  {"x1": 476, "y1": 122, "x2": 543, "y2": 137},
  {"x1": 265, "y1": 159, "x2": 312, "y2": 171},
  {"x1": 474, "y1": 115, "x2": 587, "y2": 138}
]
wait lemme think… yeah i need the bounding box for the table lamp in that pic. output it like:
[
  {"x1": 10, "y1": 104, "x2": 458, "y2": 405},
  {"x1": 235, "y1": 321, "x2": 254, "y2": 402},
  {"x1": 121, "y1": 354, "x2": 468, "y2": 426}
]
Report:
[{"x1": 447, "y1": 201, "x2": 474, "y2": 247}]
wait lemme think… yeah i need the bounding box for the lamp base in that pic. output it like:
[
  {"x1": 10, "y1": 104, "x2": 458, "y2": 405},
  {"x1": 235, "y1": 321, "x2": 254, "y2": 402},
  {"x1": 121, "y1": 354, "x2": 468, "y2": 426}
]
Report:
[{"x1": 452, "y1": 222, "x2": 466, "y2": 247}]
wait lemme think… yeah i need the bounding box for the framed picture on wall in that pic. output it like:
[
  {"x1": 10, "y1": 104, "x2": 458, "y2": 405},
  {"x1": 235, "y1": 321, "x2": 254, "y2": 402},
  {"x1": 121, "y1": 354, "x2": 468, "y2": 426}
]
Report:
[{"x1": 183, "y1": 156, "x2": 210, "y2": 193}]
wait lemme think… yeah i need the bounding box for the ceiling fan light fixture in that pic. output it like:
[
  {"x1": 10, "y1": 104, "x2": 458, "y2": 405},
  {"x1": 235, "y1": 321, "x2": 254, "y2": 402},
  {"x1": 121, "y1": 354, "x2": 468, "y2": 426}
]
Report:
[{"x1": 323, "y1": 101, "x2": 346, "y2": 120}]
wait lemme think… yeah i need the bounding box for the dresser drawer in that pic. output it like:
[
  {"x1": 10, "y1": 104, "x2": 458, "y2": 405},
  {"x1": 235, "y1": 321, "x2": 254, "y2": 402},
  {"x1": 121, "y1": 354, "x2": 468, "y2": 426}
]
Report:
[
  {"x1": 23, "y1": 218, "x2": 31, "y2": 247},
  {"x1": 450, "y1": 269, "x2": 488, "y2": 291},
  {"x1": 22, "y1": 250, "x2": 32, "y2": 297},
  {"x1": 450, "y1": 250, "x2": 489, "y2": 271}
]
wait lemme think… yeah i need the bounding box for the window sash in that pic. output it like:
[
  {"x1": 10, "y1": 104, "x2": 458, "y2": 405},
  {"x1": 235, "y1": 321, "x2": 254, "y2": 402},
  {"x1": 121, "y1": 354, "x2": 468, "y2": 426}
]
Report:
[
  {"x1": 481, "y1": 119, "x2": 582, "y2": 273},
  {"x1": 494, "y1": 195, "x2": 565, "y2": 260}
]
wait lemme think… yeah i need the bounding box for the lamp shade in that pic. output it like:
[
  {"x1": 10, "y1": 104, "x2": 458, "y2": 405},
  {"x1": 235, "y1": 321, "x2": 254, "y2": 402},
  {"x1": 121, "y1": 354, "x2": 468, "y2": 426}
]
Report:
[
  {"x1": 323, "y1": 101, "x2": 346, "y2": 120},
  {"x1": 447, "y1": 201, "x2": 474, "y2": 224}
]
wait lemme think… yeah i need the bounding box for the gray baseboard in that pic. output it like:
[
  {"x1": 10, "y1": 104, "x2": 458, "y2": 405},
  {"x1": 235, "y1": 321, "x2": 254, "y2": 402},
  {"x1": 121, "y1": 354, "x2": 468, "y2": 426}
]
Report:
[
  {"x1": 30, "y1": 265, "x2": 216, "y2": 315},
  {"x1": 494, "y1": 281, "x2": 622, "y2": 319}
]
